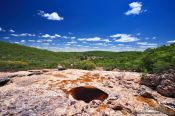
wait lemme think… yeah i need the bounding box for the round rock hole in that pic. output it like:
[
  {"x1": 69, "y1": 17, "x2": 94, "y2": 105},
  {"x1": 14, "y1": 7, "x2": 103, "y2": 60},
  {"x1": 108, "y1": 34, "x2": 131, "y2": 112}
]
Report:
[{"x1": 69, "y1": 86, "x2": 108, "y2": 103}]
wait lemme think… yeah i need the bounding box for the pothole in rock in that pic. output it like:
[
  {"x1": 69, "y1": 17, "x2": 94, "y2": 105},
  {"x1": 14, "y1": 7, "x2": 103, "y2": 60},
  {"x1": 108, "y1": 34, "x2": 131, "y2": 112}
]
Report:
[{"x1": 69, "y1": 86, "x2": 108, "y2": 103}]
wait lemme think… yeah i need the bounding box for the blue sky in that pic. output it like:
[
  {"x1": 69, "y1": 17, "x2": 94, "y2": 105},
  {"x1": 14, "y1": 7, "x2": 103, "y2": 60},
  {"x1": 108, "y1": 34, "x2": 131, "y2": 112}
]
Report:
[{"x1": 0, "y1": 0, "x2": 175, "y2": 52}]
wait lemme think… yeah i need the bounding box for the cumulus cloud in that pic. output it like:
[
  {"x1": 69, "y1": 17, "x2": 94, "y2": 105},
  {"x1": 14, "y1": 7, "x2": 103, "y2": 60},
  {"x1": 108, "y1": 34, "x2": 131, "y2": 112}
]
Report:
[
  {"x1": 41, "y1": 34, "x2": 61, "y2": 39},
  {"x1": 67, "y1": 41, "x2": 77, "y2": 44},
  {"x1": 110, "y1": 34, "x2": 139, "y2": 42},
  {"x1": 0, "y1": 27, "x2": 6, "y2": 32},
  {"x1": 102, "y1": 39, "x2": 111, "y2": 43},
  {"x1": 125, "y1": 2, "x2": 144, "y2": 15},
  {"x1": 71, "y1": 37, "x2": 76, "y2": 39},
  {"x1": 9, "y1": 29, "x2": 15, "y2": 33},
  {"x1": 78, "y1": 37, "x2": 101, "y2": 41},
  {"x1": 14, "y1": 42, "x2": 20, "y2": 44},
  {"x1": 38, "y1": 10, "x2": 64, "y2": 21},
  {"x1": 20, "y1": 40, "x2": 26, "y2": 43},
  {"x1": 62, "y1": 36, "x2": 68, "y2": 39},
  {"x1": 28, "y1": 40, "x2": 35, "y2": 42},
  {"x1": 11, "y1": 33, "x2": 36, "y2": 37},
  {"x1": 137, "y1": 42, "x2": 157, "y2": 46},
  {"x1": 167, "y1": 40, "x2": 175, "y2": 44}
]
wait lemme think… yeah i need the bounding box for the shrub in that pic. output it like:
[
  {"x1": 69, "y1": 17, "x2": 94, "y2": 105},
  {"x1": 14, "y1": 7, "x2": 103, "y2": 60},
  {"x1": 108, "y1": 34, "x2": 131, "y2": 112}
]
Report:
[
  {"x1": 0, "y1": 61, "x2": 28, "y2": 71},
  {"x1": 76, "y1": 61, "x2": 96, "y2": 70}
]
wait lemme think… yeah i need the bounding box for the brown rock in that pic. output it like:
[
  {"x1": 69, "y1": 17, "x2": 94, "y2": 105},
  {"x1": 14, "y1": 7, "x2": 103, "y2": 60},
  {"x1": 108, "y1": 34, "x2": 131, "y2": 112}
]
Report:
[{"x1": 157, "y1": 79, "x2": 175, "y2": 97}]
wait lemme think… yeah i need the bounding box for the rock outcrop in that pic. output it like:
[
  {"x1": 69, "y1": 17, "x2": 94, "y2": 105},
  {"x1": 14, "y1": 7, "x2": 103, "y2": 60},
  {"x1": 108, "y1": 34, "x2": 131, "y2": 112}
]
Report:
[
  {"x1": 0, "y1": 69, "x2": 175, "y2": 116},
  {"x1": 141, "y1": 69, "x2": 175, "y2": 98}
]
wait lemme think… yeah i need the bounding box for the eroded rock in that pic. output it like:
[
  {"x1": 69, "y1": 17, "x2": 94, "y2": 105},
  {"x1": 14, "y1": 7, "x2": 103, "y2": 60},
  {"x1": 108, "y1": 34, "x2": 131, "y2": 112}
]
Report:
[
  {"x1": 0, "y1": 69, "x2": 174, "y2": 115},
  {"x1": 141, "y1": 69, "x2": 175, "y2": 98},
  {"x1": 157, "y1": 79, "x2": 175, "y2": 97},
  {"x1": 69, "y1": 86, "x2": 108, "y2": 103}
]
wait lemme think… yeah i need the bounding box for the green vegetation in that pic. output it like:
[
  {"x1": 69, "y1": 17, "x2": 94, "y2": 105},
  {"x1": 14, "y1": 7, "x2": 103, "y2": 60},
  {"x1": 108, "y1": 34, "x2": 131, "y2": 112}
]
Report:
[{"x1": 0, "y1": 41, "x2": 175, "y2": 73}]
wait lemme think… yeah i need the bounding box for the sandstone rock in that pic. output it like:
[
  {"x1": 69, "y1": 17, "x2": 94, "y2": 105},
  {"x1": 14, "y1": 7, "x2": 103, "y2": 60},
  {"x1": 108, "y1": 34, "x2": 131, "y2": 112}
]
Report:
[
  {"x1": 107, "y1": 100, "x2": 133, "y2": 114},
  {"x1": 54, "y1": 107, "x2": 66, "y2": 116},
  {"x1": 140, "y1": 74, "x2": 161, "y2": 88},
  {"x1": 89, "y1": 100, "x2": 102, "y2": 108},
  {"x1": 140, "y1": 69, "x2": 175, "y2": 98},
  {"x1": 137, "y1": 85, "x2": 156, "y2": 99},
  {"x1": 0, "y1": 69, "x2": 172, "y2": 115},
  {"x1": 157, "y1": 79, "x2": 175, "y2": 97}
]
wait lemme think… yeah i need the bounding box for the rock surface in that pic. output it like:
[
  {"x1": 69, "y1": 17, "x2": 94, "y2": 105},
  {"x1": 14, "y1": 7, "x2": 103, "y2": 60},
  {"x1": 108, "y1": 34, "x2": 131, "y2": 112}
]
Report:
[
  {"x1": 0, "y1": 69, "x2": 175, "y2": 116},
  {"x1": 141, "y1": 69, "x2": 175, "y2": 98}
]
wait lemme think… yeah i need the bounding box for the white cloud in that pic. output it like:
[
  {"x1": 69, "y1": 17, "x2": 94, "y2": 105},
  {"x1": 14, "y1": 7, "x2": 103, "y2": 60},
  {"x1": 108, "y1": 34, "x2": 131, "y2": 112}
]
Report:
[
  {"x1": 41, "y1": 34, "x2": 61, "y2": 39},
  {"x1": 139, "y1": 45, "x2": 157, "y2": 49},
  {"x1": 0, "y1": 27, "x2": 6, "y2": 32},
  {"x1": 45, "y1": 39, "x2": 53, "y2": 42},
  {"x1": 14, "y1": 42, "x2": 20, "y2": 44},
  {"x1": 125, "y1": 2, "x2": 144, "y2": 15},
  {"x1": 20, "y1": 40, "x2": 26, "y2": 43},
  {"x1": 118, "y1": 44, "x2": 124, "y2": 46},
  {"x1": 152, "y1": 36, "x2": 156, "y2": 40},
  {"x1": 78, "y1": 37, "x2": 101, "y2": 41},
  {"x1": 71, "y1": 37, "x2": 76, "y2": 39},
  {"x1": 137, "y1": 42, "x2": 157, "y2": 46},
  {"x1": 136, "y1": 33, "x2": 141, "y2": 36},
  {"x1": 3, "y1": 37, "x2": 10, "y2": 39},
  {"x1": 67, "y1": 41, "x2": 77, "y2": 44},
  {"x1": 65, "y1": 43, "x2": 71, "y2": 46},
  {"x1": 11, "y1": 33, "x2": 36, "y2": 37},
  {"x1": 102, "y1": 39, "x2": 111, "y2": 43},
  {"x1": 38, "y1": 10, "x2": 63, "y2": 21},
  {"x1": 9, "y1": 29, "x2": 15, "y2": 33},
  {"x1": 94, "y1": 43, "x2": 104, "y2": 46},
  {"x1": 110, "y1": 34, "x2": 139, "y2": 42},
  {"x1": 55, "y1": 34, "x2": 61, "y2": 38},
  {"x1": 167, "y1": 40, "x2": 175, "y2": 44},
  {"x1": 62, "y1": 36, "x2": 68, "y2": 39},
  {"x1": 28, "y1": 40, "x2": 35, "y2": 42},
  {"x1": 36, "y1": 40, "x2": 42, "y2": 43}
]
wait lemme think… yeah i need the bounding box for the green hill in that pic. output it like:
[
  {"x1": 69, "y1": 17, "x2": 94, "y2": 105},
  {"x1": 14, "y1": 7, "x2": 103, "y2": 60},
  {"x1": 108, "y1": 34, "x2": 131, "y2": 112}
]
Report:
[
  {"x1": 0, "y1": 42, "x2": 81, "y2": 71},
  {"x1": 0, "y1": 41, "x2": 175, "y2": 73}
]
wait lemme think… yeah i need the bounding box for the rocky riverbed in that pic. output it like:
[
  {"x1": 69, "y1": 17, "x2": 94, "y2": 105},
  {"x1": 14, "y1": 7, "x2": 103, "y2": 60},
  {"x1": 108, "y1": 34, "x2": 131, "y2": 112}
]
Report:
[{"x1": 0, "y1": 69, "x2": 175, "y2": 116}]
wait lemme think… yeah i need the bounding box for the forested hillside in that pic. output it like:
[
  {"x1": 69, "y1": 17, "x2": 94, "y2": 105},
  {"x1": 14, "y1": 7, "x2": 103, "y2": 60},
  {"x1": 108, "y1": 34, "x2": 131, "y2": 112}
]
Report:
[{"x1": 0, "y1": 41, "x2": 174, "y2": 73}]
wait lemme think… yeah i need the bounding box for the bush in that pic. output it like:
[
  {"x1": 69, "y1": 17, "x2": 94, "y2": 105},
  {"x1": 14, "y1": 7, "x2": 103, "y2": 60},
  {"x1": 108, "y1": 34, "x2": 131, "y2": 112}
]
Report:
[
  {"x1": 76, "y1": 61, "x2": 96, "y2": 70},
  {"x1": 0, "y1": 61, "x2": 28, "y2": 71}
]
